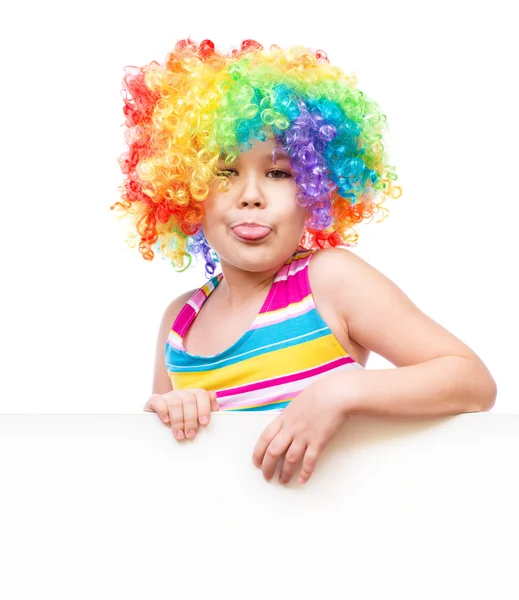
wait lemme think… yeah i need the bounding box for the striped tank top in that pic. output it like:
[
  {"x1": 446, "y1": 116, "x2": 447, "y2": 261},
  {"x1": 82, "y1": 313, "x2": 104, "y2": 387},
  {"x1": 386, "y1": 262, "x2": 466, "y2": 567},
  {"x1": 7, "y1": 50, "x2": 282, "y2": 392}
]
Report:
[{"x1": 165, "y1": 249, "x2": 364, "y2": 411}]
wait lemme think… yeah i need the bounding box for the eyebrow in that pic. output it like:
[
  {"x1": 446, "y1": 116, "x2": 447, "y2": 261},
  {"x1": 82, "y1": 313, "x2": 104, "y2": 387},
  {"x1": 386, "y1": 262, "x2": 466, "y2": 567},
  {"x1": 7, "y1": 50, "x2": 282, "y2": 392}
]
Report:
[
  {"x1": 271, "y1": 150, "x2": 290, "y2": 163},
  {"x1": 217, "y1": 150, "x2": 291, "y2": 163}
]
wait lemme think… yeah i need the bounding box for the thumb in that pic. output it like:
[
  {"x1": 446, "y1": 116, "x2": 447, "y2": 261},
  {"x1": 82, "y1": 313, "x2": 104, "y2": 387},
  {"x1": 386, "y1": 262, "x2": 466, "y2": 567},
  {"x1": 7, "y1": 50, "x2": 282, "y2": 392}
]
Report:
[{"x1": 209, "y1": 390, "x2": 220, "y2": 412}]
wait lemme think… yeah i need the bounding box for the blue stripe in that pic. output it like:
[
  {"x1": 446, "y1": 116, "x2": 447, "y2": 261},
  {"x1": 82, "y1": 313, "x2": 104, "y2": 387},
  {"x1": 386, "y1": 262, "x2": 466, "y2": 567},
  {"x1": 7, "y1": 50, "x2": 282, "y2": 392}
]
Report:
[{"x1": 165, "y1": 309, "x2": 332, "y2": 373}]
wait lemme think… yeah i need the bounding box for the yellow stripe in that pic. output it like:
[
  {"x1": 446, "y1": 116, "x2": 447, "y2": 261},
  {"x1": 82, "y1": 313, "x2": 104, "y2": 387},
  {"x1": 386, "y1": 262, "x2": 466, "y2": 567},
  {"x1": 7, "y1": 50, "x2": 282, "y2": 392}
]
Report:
[
  {"x1": 168, "y1": 333, "x2": 347, "y2": 391},
  {"x1": 200, "y1": 282, "x2": 213, "y2": 296},
  {"x1": 284, "y1": 249, "x2": 314, "y2": 265}
]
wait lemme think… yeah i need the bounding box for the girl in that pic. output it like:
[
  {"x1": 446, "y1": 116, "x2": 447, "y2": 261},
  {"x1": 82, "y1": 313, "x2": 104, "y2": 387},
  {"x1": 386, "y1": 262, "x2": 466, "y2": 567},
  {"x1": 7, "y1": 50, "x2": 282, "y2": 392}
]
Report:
[{"x1": 112, "y1": 38, "x2": 496, "y2": 485}]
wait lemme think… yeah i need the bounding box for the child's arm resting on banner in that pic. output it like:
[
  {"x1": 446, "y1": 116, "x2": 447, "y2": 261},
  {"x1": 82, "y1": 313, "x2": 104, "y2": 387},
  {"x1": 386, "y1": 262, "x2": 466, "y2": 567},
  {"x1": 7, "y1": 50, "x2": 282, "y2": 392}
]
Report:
[{"x1": 253, "y1": 247, "x2": 497, "y2": 485}]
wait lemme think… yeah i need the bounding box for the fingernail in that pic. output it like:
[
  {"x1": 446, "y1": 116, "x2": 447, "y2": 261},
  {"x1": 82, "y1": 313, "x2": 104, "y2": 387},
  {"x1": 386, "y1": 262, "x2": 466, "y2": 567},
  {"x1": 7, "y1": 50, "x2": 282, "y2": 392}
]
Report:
[
  {"x1": 176, "y1": 431, "x2": 184, "y2": 440},
  {"x1": 186, "y1": 429, "x2": 196, "y2": 439},
  {"x1": 200, "y1": 416, "x2": 209, "y2": 425}
]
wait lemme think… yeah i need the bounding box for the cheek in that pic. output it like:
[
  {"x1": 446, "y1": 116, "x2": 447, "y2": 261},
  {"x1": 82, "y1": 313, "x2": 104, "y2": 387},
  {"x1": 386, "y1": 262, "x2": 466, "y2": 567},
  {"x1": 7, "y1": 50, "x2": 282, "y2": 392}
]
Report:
[
  {"x1": 200, "y1": 198, "x2": 229, "y2": 251},
  {"x1": 291, "y1": 204, "x2": 309, "y2": 229},
  {"x1": 200, "y1": 196, "x2": 220, "y2": 228}
]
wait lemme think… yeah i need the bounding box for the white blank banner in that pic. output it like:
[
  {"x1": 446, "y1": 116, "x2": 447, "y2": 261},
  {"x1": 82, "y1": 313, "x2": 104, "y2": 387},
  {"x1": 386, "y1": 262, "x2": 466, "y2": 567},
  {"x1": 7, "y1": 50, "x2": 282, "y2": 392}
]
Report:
[{"x1": 0, "y1": 413, "x2": 517, "y2": 599}]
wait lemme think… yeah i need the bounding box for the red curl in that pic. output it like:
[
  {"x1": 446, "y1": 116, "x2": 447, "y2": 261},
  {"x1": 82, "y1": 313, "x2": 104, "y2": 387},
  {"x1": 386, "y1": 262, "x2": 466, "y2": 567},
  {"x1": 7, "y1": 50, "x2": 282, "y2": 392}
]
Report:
[
  {"x1": 232, "y1": 39, "x2": 263, "y2": 57},
  {"x1": 199, "y1": 39, "x2": 216, "y2": 59},
  {"x1": 122, "y1": 68, "x2": 160, "y2": 128}
]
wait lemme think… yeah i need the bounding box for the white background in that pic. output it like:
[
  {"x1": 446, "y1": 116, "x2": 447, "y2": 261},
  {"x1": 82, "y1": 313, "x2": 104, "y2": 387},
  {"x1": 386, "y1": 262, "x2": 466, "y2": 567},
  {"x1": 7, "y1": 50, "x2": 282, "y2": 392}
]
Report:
[{"x1": 1, "y1": 0, "x2": 517, "y2": 414}]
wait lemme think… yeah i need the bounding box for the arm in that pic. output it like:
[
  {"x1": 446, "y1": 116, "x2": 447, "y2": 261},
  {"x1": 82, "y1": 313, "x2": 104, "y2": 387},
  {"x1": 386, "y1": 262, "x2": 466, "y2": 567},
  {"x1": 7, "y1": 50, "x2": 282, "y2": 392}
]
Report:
[
  {"x1": 147, "y1": 289, "x2": 220, "y2": 437},
  {"x1": 318, "y1": 248, "x2": 497, "y2": 417},
  {"x1": 253, "y1": 247, "x2": 497, "y2": 485},
  {"x1": 151, "y1": 289, "x2": 196, "y2": 395}
]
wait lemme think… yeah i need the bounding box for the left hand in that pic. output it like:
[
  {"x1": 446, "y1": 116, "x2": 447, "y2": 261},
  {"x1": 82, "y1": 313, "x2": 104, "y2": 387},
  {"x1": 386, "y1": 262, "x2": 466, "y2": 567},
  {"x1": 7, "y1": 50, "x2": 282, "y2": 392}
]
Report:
[{"x1": 252, "y1": 375, "x2": 352, "y2": 485}]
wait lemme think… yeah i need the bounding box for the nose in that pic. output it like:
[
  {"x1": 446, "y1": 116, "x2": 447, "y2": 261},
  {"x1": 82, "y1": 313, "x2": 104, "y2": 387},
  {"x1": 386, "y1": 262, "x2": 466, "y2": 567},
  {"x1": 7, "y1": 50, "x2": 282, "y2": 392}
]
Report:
[{"x1": 236, "y1": 174, "x2": 266, "y2": 209}]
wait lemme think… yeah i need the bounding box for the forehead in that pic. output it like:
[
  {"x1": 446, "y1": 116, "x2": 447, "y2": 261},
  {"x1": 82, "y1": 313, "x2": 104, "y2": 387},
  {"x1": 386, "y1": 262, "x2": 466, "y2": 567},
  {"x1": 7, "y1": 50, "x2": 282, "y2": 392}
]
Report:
[{"x1": 218, "y1": 139, "x2": 290, "y2": 163}]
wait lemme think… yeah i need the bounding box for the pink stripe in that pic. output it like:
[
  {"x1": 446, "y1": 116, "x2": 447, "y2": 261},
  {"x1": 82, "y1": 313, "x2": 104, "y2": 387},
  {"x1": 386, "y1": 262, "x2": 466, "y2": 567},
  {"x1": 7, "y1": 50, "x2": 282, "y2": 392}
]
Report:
[
  {"x1": 172, "y1": 274, "x2": 222, "y2": 337},
  {"x1": 166, "y1": 339, "x2": 182, "y2": 350},
  {"x1": 217, "y1": 356, "x2": 354, "y2": 398},
  {"x1": 249, "y1": 301, "x2": 314, "y2": 330},
  {"x1": 282, "y1": 253, "x2": 311, "y2": 277},
  {"x1": 175, "y1": 305, "x2": 196, "y2": 337},
  {"x1": 221, "y1": 391, "x2": 297, "y2": 410},
  {"x1": 263, "y1": 265, "x2": 311, "y2": 312},
  {"x1": 223, "y1": 401, "x2": 289, "y2": 412},
  {"x1": 166, "y1": 330, "x2": 182, "y2": 347},
  {"x1": 191, "y1": 288, "x2": 208, "y2": 309},
  {"x1": 275, "y1": 263, "x2": 290, "y2": 279}
]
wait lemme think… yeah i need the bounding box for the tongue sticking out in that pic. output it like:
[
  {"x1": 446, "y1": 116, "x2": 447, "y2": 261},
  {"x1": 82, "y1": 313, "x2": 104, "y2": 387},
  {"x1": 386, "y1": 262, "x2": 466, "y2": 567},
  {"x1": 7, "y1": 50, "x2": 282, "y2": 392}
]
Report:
[{"x1": 233, "y1": 225, "x2": 271, "y2": 240}]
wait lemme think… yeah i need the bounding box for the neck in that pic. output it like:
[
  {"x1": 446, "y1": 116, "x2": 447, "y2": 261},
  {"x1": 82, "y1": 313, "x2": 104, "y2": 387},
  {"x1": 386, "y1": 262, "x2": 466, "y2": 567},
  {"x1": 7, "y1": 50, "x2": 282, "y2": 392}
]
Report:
[{"x1": 215, "y1": 259, "x2": 285, "y2": 309}]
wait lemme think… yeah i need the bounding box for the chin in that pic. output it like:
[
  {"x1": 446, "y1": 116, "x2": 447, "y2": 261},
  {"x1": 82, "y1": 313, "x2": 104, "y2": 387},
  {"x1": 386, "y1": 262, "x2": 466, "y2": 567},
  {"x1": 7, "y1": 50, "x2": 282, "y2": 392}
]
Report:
[{"x1": 219, "y1": 244, "x2": 299, "y2": 273}]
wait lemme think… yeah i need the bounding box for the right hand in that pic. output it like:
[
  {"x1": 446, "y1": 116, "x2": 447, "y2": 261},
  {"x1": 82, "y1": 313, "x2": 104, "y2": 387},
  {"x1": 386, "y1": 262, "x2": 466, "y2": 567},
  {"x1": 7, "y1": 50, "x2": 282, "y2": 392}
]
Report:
[{"x1": 144, "y1": 389, "x2": 219, "y2": 441}]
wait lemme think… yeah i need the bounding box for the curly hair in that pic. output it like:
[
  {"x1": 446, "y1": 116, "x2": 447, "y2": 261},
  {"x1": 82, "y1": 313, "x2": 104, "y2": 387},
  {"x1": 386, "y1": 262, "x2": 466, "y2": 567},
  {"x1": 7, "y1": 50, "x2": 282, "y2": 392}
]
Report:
[{"x1": 111, "y1": 38, "x2": 402, "y2": 276}]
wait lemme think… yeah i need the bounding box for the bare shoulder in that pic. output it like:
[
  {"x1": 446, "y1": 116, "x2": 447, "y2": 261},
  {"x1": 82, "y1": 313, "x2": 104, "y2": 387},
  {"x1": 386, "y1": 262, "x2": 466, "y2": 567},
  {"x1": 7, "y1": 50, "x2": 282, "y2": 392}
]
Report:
[
  {"x1": 151, "y1": 287, "x2": 197, "y2": 395},
  {"x1": 309, "y1": 246, "x2": 397, "y2": 306},
  {"x1": 308, "y1": 246, "x2": 384, "y2": 318},
  {"x1": 160, "y1": 288, "x2": 198, "y2": 329},
  {"x1": 309, "y1": 246, "x2": 371, "y2": 289},
  {"x1": 308, "y1": 248, "x2": 371, "y2": 365},
  {"x1": 309, "y1": 247, "x2": 480, "y2": 367}
]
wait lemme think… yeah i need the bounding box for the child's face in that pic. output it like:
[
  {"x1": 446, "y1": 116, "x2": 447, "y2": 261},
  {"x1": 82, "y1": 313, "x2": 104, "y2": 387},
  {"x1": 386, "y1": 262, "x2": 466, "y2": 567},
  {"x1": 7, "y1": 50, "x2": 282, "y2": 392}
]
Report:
[{"x1": 201, "y1": 138, "x2": 308, "y2": 273}]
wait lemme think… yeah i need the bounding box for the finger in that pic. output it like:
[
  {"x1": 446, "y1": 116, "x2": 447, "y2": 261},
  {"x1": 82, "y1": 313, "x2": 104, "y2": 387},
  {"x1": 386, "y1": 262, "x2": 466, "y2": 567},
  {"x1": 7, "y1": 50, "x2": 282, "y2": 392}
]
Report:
[
  {"x1": 261, "y1": 429, "x2": 293, "y2": 482},
  {"x1": 298, "y1": 445, "x2": 321, "y2": 485},
  {"x1": 209, "y1": 390, "x2": 220, "y2": 412},
  {"x1": 279, "y1": 440, "x2": 308, "y2": 485},
  {"x1": 164, "y1": 393, "x2": 185, "y2": 440},
  {"x1": 143, "y1": 394, "x2": 170, "y2": 425},
  {"x1": 195, "y1": 389, "x2": 212, "y2": 426},
  {"x1": 180, "y1": 391, "x2": 199, "y2": 439},
  {"x1": 252, "y1": 418, "x2": 282, "y2": 468}
]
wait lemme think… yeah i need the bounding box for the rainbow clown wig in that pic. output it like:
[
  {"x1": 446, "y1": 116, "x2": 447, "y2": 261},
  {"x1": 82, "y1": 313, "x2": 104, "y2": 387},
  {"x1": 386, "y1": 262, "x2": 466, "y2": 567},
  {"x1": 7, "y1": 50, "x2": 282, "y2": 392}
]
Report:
[{"x1": 111, "y1": 38, "x2": 402, "y2": 276}]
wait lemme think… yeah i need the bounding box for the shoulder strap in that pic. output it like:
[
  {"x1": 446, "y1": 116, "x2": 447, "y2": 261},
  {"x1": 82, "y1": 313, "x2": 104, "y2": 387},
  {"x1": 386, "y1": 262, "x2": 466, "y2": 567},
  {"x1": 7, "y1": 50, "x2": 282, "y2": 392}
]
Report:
[
  {"x1": 262, "y1": 250, "x2": 316, "y2": 313},
  {"x1": 171, "y1": 273, "x2": 223, "y2": 339}
]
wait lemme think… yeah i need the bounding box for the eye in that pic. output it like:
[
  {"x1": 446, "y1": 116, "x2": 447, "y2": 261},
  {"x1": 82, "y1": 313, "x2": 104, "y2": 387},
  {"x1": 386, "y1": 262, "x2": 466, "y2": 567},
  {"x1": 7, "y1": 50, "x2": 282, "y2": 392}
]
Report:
[{"x1": 267, "y1": 169, "x2": 291, "y2": 179}]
